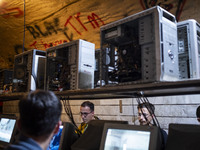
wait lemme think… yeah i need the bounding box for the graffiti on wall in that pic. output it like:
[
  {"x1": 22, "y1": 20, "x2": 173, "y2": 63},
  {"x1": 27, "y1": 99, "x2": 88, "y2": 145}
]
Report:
[
  {"x1": 0, "y1": 2, "x2": 23, "y2": 18},
  {"x1": 26, "y1": 17, "x2": 73, "y2": 41},
  {"x1": 0, "y1": 0, "x2": 190, "y2": 69},
  {"x1": 64, "y1": 12, "x2": 105, "y2": 35},
  {"x1": 26, "y1": 12, "x2": 105, "y2": 49},
  {"x1": 29, "y1": 39, "x2": 68, "y2": 49}
]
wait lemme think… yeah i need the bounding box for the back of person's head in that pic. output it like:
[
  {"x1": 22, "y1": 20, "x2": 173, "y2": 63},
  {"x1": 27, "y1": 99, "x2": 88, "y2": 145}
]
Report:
[
  {"x1": 19, "y1": 90, "x2": 62, "y2": 137},
  {"x1": 81, "y1": 101, "x2": 94, "y2": 112},
  {"x1": 137, "y1": 102, "x2": 155, "y2": 114},
  {"x1": 196, "y1": 106, "x2": 200, "y2": 122}
]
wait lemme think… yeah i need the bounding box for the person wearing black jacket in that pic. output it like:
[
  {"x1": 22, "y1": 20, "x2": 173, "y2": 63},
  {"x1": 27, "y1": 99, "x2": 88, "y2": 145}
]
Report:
[
  {"x1": 6, "y1": 90, "x2": 62, "y2": 150},
  {"x1": 137, "y1": 102, "x2": 167, "y2": 150}
]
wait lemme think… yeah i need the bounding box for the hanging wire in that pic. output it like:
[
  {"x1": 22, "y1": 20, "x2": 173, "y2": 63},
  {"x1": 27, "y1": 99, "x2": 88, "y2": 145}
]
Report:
[
  {"x1": 22, "y1": 0, "x2": 26, "y2": 53},
  {"x1": 131, "y1": 97, "x2": 135, "y2": 125},
  {"x1": 60, "y1": 96, "x2": 82, "y2": 136},
  {"x1": 61, "y1": 96, "x2": 77, "y2": 127},
  {"x1": 136, "y1": 91, "x2": 160, "y2": 128},
  {"x1": 143, "y1": 96, "x2": 160, "y2": 127},
  {"x1": 136, "y1": 92, "x2": 166, "y2": 149}
]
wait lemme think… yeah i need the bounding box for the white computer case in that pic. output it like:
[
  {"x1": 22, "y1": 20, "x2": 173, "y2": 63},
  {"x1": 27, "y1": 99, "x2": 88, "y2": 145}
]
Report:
[
  {"x1": 100, "y1": 6, "x2": 179, "y2": 86},
  {"x1": 12, "y1": 49, "x2": 46, "y2": 92},
  {"x1": 45, "y1": 39, "x2": 95, "y2": 91},
  {"x1": 177, "y1": 19, "x2": 200, "y2": 79}
]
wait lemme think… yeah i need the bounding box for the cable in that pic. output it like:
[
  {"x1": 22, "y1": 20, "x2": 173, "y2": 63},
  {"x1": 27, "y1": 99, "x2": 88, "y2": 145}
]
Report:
[
  {"x1": 138, "y1": 93, "x2": 165, "y2": 150},
  {"x1": 60, "y1": 96, "x2": 82, "y2": 136},
  {"x1": 61, "y1": 96, "x2": 76, "y2": 126},
  {"x1": 143, "y1": 96, "x2": 160, "y2": 127},
  {"x1": 22, "y1": 0, "x2": 26, "y2": 53},
  {"x1": 136, "y1": 91, "x2": 160, "y2": 127},
  {"x1": 131, "y1": 97, "x2": 135, "y2": 125}
]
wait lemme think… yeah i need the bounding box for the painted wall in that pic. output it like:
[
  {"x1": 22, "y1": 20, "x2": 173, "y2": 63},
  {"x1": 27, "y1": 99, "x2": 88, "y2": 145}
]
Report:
[{"x1": 0, "y1": 0, "x2": 194, "y2": 69}]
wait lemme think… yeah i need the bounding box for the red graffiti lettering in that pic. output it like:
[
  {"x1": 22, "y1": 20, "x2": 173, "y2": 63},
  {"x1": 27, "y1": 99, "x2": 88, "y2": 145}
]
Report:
[
  {"x1": 0, "y1": 2, "x2": 23, "y2": 18},
  {"x1": 64, "y1": 12, "x2": 105, "y2": 35},
  {"x1": 52, "y1": 40, "x2": 68, "y2": 47},
  {"x1": 28, "y1": 12, "x2": 105, "y2": 41},
  {"x1": 88, "y1": 13, "x2": 105, "y2": 29},
  {"x1": 40, "y1": 40, "x2": 50, "y2": 49},
  {"x1": 29, "y1": 41, "x2": 38, "y2": 49},
  {"x1": 74, "y1": 12, "x2": 88, "y2": 31},
  {"x1": 64, "y1": 16, "x2": 82, "y2": 35},
  {"x1": 29, "y1": 40, "x2": 68, "y2": 49}
]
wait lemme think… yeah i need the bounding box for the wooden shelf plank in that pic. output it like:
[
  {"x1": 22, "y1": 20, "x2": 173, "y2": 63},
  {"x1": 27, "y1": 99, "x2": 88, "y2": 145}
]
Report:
[{"x1": 1, "y1": 79, "x2": 200, "y2": 101}]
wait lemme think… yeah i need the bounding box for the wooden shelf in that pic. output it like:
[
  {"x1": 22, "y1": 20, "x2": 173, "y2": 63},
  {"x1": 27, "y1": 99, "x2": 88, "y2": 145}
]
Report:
[{"x1": 1, "y1": 79, "x2": 200, "y2": 101}]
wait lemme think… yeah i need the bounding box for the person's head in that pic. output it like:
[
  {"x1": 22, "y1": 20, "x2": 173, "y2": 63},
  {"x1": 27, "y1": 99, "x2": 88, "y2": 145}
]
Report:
[
  {"x1": 196, "y1": 106, "x2": 200, "y2": 122},
  {"x1": 18, "y1": 90, "x2": 62, "y2": 139},
  {"x1": 80, "y1": 101, "x2": 94, "y2": 123},
  {"x1": 137, "y1": 102, "x2": 155, "y2": 126}
]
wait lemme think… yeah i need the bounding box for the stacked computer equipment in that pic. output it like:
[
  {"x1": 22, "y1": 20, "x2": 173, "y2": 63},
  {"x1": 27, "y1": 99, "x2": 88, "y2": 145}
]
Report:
[
  {"x1": 45, "y1": 39, "x2": 95, "y2": 91},
  {"x1": 94, "y1": 49, "x2": 101, "y2": 88},
  {"x1": 100, "y1": 6, "x2": 179, "y2": 86},
  {"x1": 0, "y1": 69, "x2": 13, "y2": 92},
  {"x1": 177, "y1": 19, "x2": 200, "y2": 79},
  {"x1": 12, "y1": 49, "x2": 46, "y2": 92}
]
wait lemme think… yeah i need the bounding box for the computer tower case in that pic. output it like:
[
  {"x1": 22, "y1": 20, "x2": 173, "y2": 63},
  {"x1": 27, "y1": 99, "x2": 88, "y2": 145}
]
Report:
[
  {"x1": 94, "y1": 49, "x2": 100, "y2": 88},
  {"x1": 177, "y1": 19, "x2": 200, "y2": 79},
  {"x1": 12, "y1": 49, "x2": 46, "y2": 92},
  {"x1": 0, "y1": 69, "x2": 13, "y2": 92},
  {"x1": 100, "y1": 6, "x2": 179, "y2": 86},
  {"x1": 45, "y1": 39, "x2": 95, "y2": 91}
]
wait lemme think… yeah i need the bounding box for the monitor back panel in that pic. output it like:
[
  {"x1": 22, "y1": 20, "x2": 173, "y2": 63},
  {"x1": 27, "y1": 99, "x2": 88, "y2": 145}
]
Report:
[{"x1": 165, "y1": 123, "x2": 200, "y2": 150}]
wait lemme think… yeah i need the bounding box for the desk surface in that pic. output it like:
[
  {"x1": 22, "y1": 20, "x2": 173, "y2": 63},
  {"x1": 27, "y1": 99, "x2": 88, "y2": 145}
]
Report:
[{"x1": 1, "y1": 79, "x2": 200, "y2": 101}]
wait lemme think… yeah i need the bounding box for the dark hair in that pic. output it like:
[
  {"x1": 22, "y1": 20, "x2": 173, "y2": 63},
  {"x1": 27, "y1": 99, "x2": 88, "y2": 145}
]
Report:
[
  {"x1": 196, "y1": 106, "x2": 200, "y2": 118},
  {"x1": 81, "y1": 101, "x2": 94, "y2": 112},
  {"x1": 137, "y1": 102, "x2": 155, "y2": 114},
  {"x1": 19, "y1": 90, "x2": 62, "y2": 137}
]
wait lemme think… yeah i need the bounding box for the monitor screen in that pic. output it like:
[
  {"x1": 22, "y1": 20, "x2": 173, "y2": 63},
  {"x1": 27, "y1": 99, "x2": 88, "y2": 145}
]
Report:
[
  {"x1": 165, "y1": 123, "x2": 200, "y2": 150},
  {"x1": 104, "y1": 128, "x2": 150, "y2": 150},
  {"x1": 100, "y1": 123, "x2": 162, "y2": 150},
  {"x1": 0, "y1": 114, "x2": 17, "y2": 149},
  {"x1": 0, "y1": 118, "x2": 16, "y2": 143},
  {"x1": 71, "y1": 120, "x2": 128, "y2": 150}
]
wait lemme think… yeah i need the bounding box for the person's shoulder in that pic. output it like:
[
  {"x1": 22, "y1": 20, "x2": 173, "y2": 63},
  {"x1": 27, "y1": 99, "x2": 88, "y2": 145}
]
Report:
[
  {"x1": 160, "y1": 128, "x2": 168, "y2": 136},
  {"x1": 6, "y1": 144, "x2": 27, "y2": 150},
  {"x1": 6, "y1": 136, "x2": 42, "y2": 150},
  {"x1": 159, "y1": 128, "x2": 168, "y2": 145},
  {"x1": 94, "y1": 116, "x2": 100, "y2": 120},
  {"x1": 6, "y1": 143, "x2": 42, "y2": 150}
]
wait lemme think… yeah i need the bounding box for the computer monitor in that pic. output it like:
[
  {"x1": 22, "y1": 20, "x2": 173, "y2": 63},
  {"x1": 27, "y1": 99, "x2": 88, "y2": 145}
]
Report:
[
  {"x1": 99, "y1": 123, "x2": 162, "y2": 150},
  {"x1": 0, "y1": 114, "x2": 18, "y2": 149},
  {"x1": 165, "y1": 123, "x2": 200, "y2": 150},
  {"x1": 71, "y1": 120, "x2": 128, "y2": 150}
]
